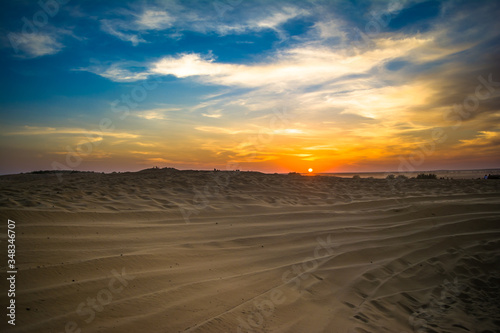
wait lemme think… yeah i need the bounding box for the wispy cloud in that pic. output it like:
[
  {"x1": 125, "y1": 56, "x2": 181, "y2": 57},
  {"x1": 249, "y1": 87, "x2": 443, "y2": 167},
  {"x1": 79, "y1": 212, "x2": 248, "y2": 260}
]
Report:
[
  {"x1": 97, "y1": 35, "x2": 431, "y2": 87},
  {"x1": 136, "y1": 10, "x2": 173, "y2": 30},
  {"x1": 8, "y1": 32, "x2": 63, "y2": 58},
  {"x1": 99, "y1": 3, "x2": 309, "y2": 44},
  {"x1": 194, "y1": 126, "x2": 250, "y2": 135},
  {"x1": 100, "y1": 19, "x2": 145, "y2": 46},
  {"x1": 4, "y1": 126, "x2": 140, "y2": 139},
  {"x1": 79, "y1": 61, "x2": 150, "y2": 82},
  {"x1": 100, "y1": 8, "x2": 173, "y2": 45},
  {"x1": 458, "y1": 131, "x2": 500, "y2": 148},
  {"x1": 152, "y1": 53, "x2": 233, "y2": 78},
  {"x1": 240, "y1": 6, "x2": 308, "y2": 38},
  {"x1": 135, "y1": 107, "x2": 182, "y2": 120},
  {"x1": 312, "y1": 19, "x2": 347, "y2": 41},
  {"x1": 201, "y1": 109, "x2": 223, "y2": 118}
]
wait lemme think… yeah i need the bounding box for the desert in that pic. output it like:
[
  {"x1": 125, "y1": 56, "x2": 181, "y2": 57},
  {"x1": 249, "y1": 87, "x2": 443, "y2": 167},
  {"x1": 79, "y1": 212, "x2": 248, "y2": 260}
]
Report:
[{"x1": 1, "y1": 169, "x2": 500, "y2": 332}]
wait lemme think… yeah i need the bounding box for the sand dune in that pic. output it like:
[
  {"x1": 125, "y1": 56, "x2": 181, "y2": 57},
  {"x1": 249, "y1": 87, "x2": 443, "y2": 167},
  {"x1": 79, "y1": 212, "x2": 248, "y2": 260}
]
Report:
[{"x1": 1, "y1": 169, "x2": 500, "y2": 333}]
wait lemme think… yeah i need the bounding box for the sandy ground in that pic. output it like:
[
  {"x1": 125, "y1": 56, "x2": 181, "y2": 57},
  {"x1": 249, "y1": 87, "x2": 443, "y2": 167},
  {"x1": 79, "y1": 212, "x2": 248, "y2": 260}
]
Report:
[{"x1": 1, "y1": 169, "x2": 500, "y2": 333}]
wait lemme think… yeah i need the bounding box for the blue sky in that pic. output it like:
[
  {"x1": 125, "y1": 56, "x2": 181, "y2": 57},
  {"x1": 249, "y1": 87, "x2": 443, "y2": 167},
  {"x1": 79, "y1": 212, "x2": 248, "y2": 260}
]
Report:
[{"x1": 1, "y1": 0, "x2": 499, "y2": 174}]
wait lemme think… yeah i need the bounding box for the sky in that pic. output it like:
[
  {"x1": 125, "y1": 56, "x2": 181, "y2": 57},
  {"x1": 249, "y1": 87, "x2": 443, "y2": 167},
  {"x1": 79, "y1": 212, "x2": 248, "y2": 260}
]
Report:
[{"x1": 1, "y1": 0, "x2": 499, "y2": 175}]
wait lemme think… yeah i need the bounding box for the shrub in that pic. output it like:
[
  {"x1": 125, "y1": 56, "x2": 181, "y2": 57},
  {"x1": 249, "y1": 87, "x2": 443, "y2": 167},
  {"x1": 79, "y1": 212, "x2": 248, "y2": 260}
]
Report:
[{"x1": 416, "y1": 173, "x2": 437, "y2": 179}]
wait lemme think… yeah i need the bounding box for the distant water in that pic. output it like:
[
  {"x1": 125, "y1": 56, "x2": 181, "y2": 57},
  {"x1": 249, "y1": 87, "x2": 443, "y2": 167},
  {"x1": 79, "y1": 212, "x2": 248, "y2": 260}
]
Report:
[{"x1": 304, "y1": 169, "x2": 500, "y2": 179}]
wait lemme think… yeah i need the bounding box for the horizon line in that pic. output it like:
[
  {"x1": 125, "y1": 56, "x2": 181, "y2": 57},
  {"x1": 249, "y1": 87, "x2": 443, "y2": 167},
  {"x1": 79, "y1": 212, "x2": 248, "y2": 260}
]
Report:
[{"x1": 2, "y1": 166, "x2": 500, "y2": 177}]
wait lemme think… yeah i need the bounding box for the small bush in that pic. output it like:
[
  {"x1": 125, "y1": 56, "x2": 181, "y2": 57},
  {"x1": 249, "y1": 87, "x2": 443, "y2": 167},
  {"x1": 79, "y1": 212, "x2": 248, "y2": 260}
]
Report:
[
  {"x1": 397, "y1": 174, "x2": 408, "y2": 180},
  {"x1": 352, "y1": 175, "x2": 361, "y2": 179},
  {"x1": 386, "y1": 174, "x2": 395, "y2": 180}
]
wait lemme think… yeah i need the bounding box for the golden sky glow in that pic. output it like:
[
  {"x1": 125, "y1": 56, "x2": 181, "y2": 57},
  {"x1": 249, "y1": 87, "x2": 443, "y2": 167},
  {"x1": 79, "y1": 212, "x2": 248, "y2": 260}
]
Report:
[{"x1": 1, "y1": 1, "x2": 499, "y2": 174}]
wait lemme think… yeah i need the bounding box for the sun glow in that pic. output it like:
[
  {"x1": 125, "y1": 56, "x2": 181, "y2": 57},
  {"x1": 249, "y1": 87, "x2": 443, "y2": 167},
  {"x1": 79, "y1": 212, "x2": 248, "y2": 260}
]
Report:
[{"x1": 308, "y1": 168, "x2": 313, "y2": 173}]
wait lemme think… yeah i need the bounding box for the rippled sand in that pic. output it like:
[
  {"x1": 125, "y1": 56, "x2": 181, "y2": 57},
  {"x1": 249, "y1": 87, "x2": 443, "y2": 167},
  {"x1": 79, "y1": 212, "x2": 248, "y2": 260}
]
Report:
[{"x1": 1, "y1": 169, "x2": 500, "y2": 333}]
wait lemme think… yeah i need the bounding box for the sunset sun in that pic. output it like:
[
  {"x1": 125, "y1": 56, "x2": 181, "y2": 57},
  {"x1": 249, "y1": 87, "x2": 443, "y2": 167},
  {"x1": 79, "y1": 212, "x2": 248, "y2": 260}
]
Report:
[{"x1": 308, "y1": 168, "x2": 313, "y2": 173}]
